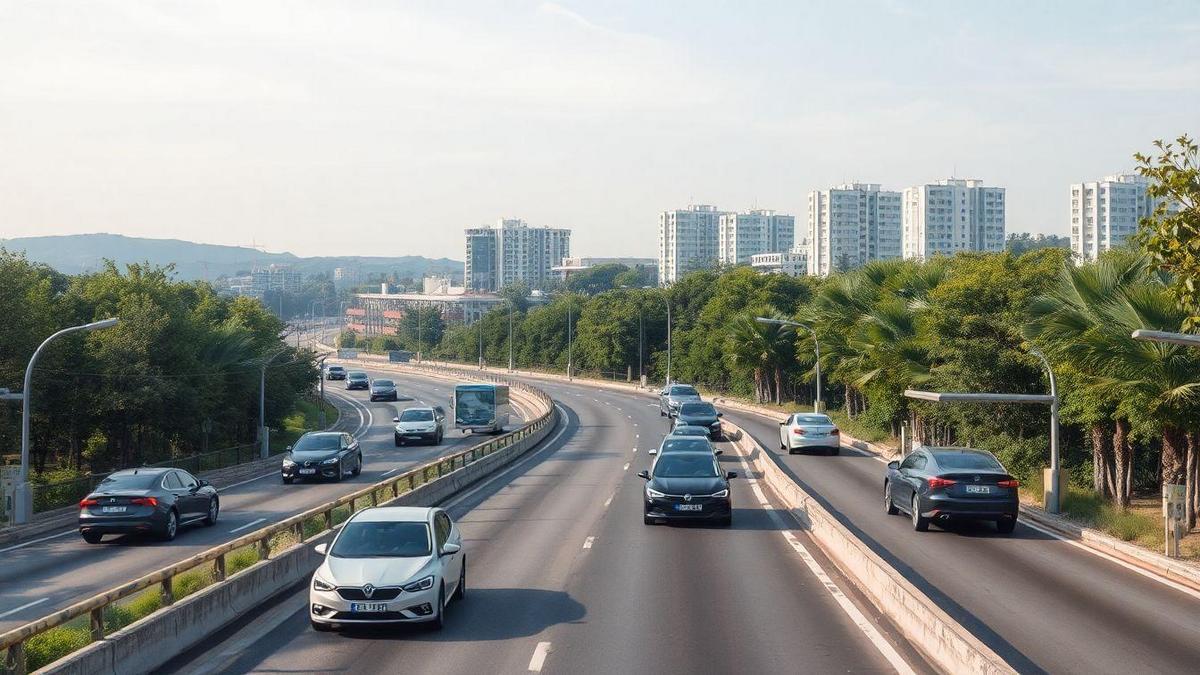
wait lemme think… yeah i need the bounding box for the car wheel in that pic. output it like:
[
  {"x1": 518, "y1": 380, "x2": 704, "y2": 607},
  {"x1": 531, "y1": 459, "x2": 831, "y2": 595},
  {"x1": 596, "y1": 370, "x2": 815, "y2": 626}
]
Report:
[
  {"x1": 203, "y1": 498, "x2": 219, "y2": 526},
  {"x1": 395, "y1": 433, "x2": 403, "y2": 447},
  {"x1": 829, "y1": 447, "x2": 840, "y2": 456},
  {"x1": 996, "y1": 517, "x2": 1017, "y2": 534},
  {"x1": 310, "y1": 619, "x2": 334, "y2": 632},
  {"x1": 884, "y1": 482, "x2": 899, "y2": 515},
  {"x1": 659, "y1": 409, "x2": 665, "y2": 417},
  {"x1": 643, "y1": 514, "x2": 655, "y2": 525},
  {"x1": 428, "y1": 585, "x2": 446, "y2": 631},
  {"x1": 81, "y1": 531, "x2": 103, "y2": 544},
  {"x1": 352, "y1": 454, "x2": 362, "y2": 476},
  {"x1": 160, "y1": 510, "x2": 179, "y2": 541},
  {"x1": 911, "y1": 495, "x2": 929, "y2": 532},
  {"x1": 454, "y1": 559, "x2": 466, "y2": 601},
  {"x1": 282, "y1": 476, "x2": 293, "y2": 485}
]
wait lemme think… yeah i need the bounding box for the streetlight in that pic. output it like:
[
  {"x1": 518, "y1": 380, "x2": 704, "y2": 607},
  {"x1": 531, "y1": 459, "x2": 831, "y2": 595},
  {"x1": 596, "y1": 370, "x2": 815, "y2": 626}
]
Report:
[
  {"x1": 1131, "y1": 328, "x2": 1200, "y2": 347},
  {"x1": 757, "y1": 317, "x2": 820, "y2": 413},
  {"x1": 478, "y1": 313, "x2": 484, "y2": 369},
  {"x1": 12, "y1": 318, "x2": 119, "y2": 525},
  {"x1": 315, "y1": 353, "x2": 331, "y2": 428},
  {"x1": 508, "y1": 299, "x2": 515, "y2": 372},
  {"x1": 260, "y1": 347, "x2": 290, "y2": 459},
  {"x1": 567, "y1": 301, "x2": 574, "y2": 379}
]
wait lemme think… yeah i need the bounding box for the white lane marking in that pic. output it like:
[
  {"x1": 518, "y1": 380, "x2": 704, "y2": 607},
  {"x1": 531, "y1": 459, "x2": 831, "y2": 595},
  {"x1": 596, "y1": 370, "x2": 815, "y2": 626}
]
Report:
[
  {"x1": 218, "y1": 470, "x2": 282, "y2": 492},
  {"x1": 622, "y1": 462, "x2": 630, "y2": 471},
  {"x1": 0, "y1": 530, "x2": 75, "y2": 554},
  {"x1": 603, "y1": 495, "x2": 613, "y2": 508},
  {"x1": 583, "y1": 536, "x2": 595, "y2": 549},
  {"x1": 382, "y1": 468, "x2": 400, "y2": 477},
  {"x1": 228, "y1": 518, "x2": 267, "y2": 534},
  {"x1": 1019, "y1": 519, "x2": 1200, "y2": 601},
  {"x1": 733, "y1": 450, "x2": 915, "y2": 675},
  {"x1": 528, "y1": 641, "x2": 552, "y2": 672},
  {"x1": 0, "y1": 597, "x2": 49, "y2": 619},
  {"x1": 632, "y1": 447, "x2": 638, "y2": 453},
  {"x1": 646, "y1": 404, "x2": 657, "y2": 407},
  {"x1": 627, "y1": 415, "x2": 632, "y2": 419}
]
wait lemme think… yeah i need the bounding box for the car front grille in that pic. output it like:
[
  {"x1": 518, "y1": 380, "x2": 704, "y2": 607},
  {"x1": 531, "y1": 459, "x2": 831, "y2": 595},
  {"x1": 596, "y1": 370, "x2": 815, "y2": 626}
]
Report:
[
  {"x1": 329, "y1": 610, "x2": 409, "y2": 620},
  {"x1": 337, "y1": 587, "x2": 403, "y2": 601}
]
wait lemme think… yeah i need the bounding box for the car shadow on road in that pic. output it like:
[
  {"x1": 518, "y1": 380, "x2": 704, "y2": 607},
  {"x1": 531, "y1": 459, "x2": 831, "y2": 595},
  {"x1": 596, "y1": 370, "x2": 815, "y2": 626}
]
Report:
[{"x1": 333, "y1": 588, "x2": 585, "y2": 643}]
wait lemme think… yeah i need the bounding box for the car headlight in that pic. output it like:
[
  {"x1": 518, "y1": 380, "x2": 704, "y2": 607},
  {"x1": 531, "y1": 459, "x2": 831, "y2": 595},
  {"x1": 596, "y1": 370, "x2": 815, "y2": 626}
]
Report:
[
  {"x1": 646, "y1": 487, "x2": 666, "y2": 498},
  {"x1": 321, "y1": 457, "x2": 340, "y2": 465},
  {"x1": 402, "y1": 575, "x2": 435, "y2": 593},
  {"x1": 312, "y1": 575, "x2": 335, "y2": 592},
  {"x1": 710, "y1": 421, "x2": 722, "y2": 427},
  {"x1": 711, "y1": 489, "x2": 729, "y2": 498},
  {"x1": 282, "y1": 458, "x2": 296, "y2": 467}
]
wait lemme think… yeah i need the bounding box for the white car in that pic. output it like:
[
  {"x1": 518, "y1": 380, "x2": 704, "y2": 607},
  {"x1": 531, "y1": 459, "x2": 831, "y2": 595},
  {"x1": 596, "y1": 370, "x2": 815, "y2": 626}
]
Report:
[
  {"x1": 779, "y1": 413, "x2": 841, "y2": 455},
  {"x1": 309, "y1": 506, "x2": 465, "y2": 631},
  {"x1": 393, "y1": 406, "x2": 446, "y2": 446}
]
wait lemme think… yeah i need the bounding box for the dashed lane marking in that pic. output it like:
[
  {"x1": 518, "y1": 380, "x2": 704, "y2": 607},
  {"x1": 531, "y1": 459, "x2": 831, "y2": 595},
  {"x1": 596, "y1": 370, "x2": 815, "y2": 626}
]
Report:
[
  {"x1": 622, "y1": 462, "x2": 630, "y2": 471},
  {"x1": 583, "y1": 536, "x2": 595, "y2": 549},
  {"x1": 528, "y1": 641, "x2": 552, "y2": 672},
  {"x1": 228, "y1": 518, "x2": 267, "y2": 534}
]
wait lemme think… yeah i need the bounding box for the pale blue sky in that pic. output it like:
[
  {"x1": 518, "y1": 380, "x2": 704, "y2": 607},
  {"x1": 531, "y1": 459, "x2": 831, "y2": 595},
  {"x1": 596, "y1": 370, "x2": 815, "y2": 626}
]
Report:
[{"x1": 1, "y1": 0, "x2": 1197, "y2": 258}]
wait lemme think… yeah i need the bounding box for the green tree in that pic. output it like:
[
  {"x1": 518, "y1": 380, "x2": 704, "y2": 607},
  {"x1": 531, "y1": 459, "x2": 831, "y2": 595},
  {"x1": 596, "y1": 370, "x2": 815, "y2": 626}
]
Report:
[{"x1": 1135, "y1": 134, "x2": 1200, "y2": 326}]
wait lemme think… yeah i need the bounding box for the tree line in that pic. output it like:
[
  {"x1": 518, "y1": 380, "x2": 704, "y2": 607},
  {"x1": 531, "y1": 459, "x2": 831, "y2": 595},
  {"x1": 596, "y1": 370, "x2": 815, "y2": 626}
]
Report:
[{"x1": 1, "y1": 253, "x2": 319, "y2": 481}]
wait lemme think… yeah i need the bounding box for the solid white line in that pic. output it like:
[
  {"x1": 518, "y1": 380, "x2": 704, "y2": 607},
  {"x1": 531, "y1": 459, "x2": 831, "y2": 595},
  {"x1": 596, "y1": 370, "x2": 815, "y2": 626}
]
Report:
[
  {"x1": 528, "y1": 641, "x2": 552, "y2": 672},
  {"x1": 632, "y1": 447, "x2": 638, "y2": 453},
  {"x1": 603, "y1": 495, "x2": 613, "y2": 508},
  {"x1": 228, "y1": 518, "x2": 267, "y2": 534},
  {"x1": 734, "y1": 449, "x2": 915, "y2": 675},
  {"x1": 0, "y1": 598, "x2": 49, "y2": 619},
  {"x1": 583, "y1": 536, "x2": 595, "y2": 549},
  {"x1": 622, "y1": 462, "x2": 630, "y2": 471},
  {"x1": 0, "y1": 529, "x2": 75, "y2": 554},
  {"x1": 381, "y1": 467, "x2": 400, "y2": 477}
]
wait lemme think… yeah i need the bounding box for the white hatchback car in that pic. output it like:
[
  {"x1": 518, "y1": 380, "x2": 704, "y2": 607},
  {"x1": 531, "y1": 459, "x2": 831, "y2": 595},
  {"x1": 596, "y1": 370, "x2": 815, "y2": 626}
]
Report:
[
  {"x1": 779, "y1": 413, "x2": 841, "y2": 455},
  {"x1": 309, "y1": 506, "x2": 465, "y2": 631}
]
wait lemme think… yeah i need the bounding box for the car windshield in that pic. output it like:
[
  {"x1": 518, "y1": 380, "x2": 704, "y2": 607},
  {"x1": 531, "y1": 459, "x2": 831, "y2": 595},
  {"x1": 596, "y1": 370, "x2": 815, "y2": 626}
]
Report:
[
  {"x1": 653, "y1": 454, "x2": 720, "y2": 478},
  {"x1": 670, "y1": 385, "x2": 698, "y2": 396},
  {"x1": 292, "y1": 434, "x2": 341, "y2": 453},
  {"x1": 373, "y1": 380, "x2": 394, "y2": 387},
  {"x1": 672, "y1": 426, "x2": 709, "y2": 436},
  {"x1": 348, "y1": 372, "x2": 367, "y2": 380},
  {"x1": 96, "y1": 473, "x2": 160, "y2": 490},
  {"x1": 935, "y1": 452, "x2": 1004, "y2": 471},
  {"x1": 680, "y1": 402, "x2": 716, "y2": 416},
  {"x1": 794, "y1": 414, "x2": 832, "y2": 425},
  {"x1": 331, "y1": 521, "x2": 432, "y2": 558},
  {"x1": 399, "y1": 409, "x2": 434, "y2": 422},
  {"x1": 328, "y1": 366, "x2": 344, "y2": 371}
]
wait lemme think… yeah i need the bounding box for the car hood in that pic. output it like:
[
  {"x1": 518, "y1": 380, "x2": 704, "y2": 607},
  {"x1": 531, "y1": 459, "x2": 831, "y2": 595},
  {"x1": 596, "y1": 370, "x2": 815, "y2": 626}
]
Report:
[
  {"x1": 320, "y1": 555, "x2": 434, "y2": 587},
  {"x1": 649, "y1": 476, "x2": 727, "y2": 495},
  {"x1": 678, "y1": 413, "x2": 719, "y2": 425},
  {"x1": 290, "y1": 450, "x2": 340, "y2": 462}
]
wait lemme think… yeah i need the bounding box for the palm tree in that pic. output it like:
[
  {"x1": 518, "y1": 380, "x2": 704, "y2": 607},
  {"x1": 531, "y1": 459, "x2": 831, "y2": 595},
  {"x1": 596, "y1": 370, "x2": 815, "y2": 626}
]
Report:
[{"x1": 725, "y1": 312, "x2": 794, "y2": 404}]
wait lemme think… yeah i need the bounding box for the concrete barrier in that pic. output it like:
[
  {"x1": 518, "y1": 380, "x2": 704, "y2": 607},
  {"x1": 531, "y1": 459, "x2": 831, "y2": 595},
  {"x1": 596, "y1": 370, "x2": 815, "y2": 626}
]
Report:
[
  {"x1": 726, "y1": 420, "x2": 1015, "y2": 675},
  {"x1": 37, "y1": 390, "x2": 557, "y2": 675}
]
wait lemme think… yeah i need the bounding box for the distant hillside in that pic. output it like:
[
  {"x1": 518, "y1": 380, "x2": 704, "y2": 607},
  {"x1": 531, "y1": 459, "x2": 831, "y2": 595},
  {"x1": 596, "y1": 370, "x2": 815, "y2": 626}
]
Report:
[{"x1": 0, "y1": 233, "x2": 462, "y2": 281}]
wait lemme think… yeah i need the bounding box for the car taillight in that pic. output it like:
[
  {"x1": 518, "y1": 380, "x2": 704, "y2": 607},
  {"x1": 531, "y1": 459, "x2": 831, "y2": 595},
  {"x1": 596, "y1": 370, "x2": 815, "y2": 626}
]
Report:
[
  {"x1": 830, "y1": 428, "x2": 840, "y2": 435},
  {"x1": 998, "y1": 479, "x2": 1020, "y2": 488},
  {"x1": 79, "y1": 498, "x2": 98, "y2": 508},
  {"x1": 792, "y1": 428, "x2": 806, "y2": 435},
  {"x1": 926, "y1": 477, "x2": 956, "y2": 489},
  {"x1": 130, "y1": 497, "x2": 158, "y2": 507}
]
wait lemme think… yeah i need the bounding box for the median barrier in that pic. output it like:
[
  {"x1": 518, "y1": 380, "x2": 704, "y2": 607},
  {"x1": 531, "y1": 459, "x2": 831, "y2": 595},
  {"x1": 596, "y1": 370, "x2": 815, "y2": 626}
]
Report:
[
  {"x1": 4, "y1": 375, "x2": 556, "y2": 675},
  {"x1": 724, "y1": 419, "x2": 1015, "y2": 675}
]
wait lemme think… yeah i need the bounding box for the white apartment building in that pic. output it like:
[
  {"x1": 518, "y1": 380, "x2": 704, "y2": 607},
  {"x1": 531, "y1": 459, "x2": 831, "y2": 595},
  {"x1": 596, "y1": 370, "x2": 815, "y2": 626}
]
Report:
[
  {"x1": 902, "y1": 179, "x2": 1005, "y2": 260},
  {"x1": 1070, "y1": 174, "x2": 1158, "y2": 261},
  {"x1": 807, "y1": 184, "x2": 902, "y2": 276},
  {"x1": 658, "y1": 205, "x2": 726, "y2": 284},
  {"x1": 750, "y1": 251, "x2": 807, "y2": 277},
  {"x1": 718, "y1": 210, "x2": 795, "y2": 266},
  {"x1": 464, "y1": 219, "x2": 571, "y2": 292}
]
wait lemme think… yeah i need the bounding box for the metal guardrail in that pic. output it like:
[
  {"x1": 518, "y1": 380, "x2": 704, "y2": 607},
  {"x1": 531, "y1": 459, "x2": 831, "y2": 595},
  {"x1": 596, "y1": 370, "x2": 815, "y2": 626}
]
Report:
[{"x1": 0, "y1": 377, "x2": 553, "y2": 675}]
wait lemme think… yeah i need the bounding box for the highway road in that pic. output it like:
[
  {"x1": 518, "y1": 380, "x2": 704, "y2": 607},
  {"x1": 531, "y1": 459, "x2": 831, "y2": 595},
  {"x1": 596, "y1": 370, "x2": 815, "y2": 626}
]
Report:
[
  {"x1": 166, "y1": 378, "x2": 926, "y2": 675},
  {"x1": 0, "y1": 367, "x2": 524, "y2": 631}
]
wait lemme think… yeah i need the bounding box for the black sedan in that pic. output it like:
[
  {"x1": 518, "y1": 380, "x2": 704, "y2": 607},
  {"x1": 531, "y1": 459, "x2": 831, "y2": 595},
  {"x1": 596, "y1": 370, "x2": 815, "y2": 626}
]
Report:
[
  {"x1": 78, "y1": 468, "x2": 218, "y2": 543},
  {"x1": 326, "y1": 365, "x2": 346, "y2": 380},
  {"x1": 345, "y1": 371, "x2": 369, "y2": 390},
  {"x1": 674, "y1": 402, "x2": 724, "y2": 439},
  {"x1": 282, "y1": 431, "x2": 363, "y2": 484},
  {"x1": 669, "y1": 424, "x2": 712, "y2": 439},
  {"x1": 638, "y1": 451, "x2": 737, "y2": 526},
  {"x1": 369, "y1": 378, "x2": 398, "y2": 402},
  {"x1": 884, "y1": 446, "x2": 1020, "y2": 533}
]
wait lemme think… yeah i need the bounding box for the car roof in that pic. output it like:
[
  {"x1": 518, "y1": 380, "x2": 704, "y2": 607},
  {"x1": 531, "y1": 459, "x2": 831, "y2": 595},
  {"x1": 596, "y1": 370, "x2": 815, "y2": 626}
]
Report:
[
  {"x1": 655, "y1": 450, "x2": 717, "y2": 460},
  {"x1": 328, "y1": 364, "x2": 345, "y2": 368},
  {"x1": 401, "y1": 405, "x2": 436, "y2": 412},
  {"x1": 672, "y1": 425, "x2": 709, "y2": 431},
  {"x1": 920, "y1": 446, "x2": 994, "y2": 456},
  {"x1": 661, "y1": 437, "x2": 712, "y2": 447},
  {"x1": 109, "y1": 467, "x2": 170, "y2": 477},
  {"x1": 352, "y1": 506, "x2": 437, "y2": 523},
  {"x1": 301, "y1": 431, "x2": 343, "y2": 439},
  {"x1": 348, "y1": 371, "x2": 368, "y2": 376}
]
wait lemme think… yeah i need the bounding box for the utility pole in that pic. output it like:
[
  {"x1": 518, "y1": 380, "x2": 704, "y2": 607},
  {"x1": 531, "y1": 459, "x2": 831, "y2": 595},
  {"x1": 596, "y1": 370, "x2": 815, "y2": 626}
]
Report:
[{"x1": 260, "y1": 348, "x2": 289, "y2": 459}]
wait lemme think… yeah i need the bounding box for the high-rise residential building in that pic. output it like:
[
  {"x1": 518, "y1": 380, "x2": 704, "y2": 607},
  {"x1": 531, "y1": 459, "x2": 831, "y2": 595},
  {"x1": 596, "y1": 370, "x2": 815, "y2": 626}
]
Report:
[
  {"x1": 718, "y1": 209, "x2": 795, "y2": 266},
  {"x1": 1070, "y1": 174, "x2": 1159, "y2": 261},
  {"x1": 658, "y1": 204, "x2": 727, "y2": 284},
  {"x1": 463, "y1": 219, "x2": 571, "y2": 292},
  {"x1": 902, "y1": 179, "x2": 1006, "y2": 260},
  {"x1": 806, "y1": 184, "x2": 902, "y2": 276}
]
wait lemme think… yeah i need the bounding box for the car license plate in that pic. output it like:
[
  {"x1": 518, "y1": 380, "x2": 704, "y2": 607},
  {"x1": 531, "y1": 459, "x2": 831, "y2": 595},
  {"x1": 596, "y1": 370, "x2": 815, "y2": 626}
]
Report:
[
  {"x1": 299, "y1": 468, "x2": 317, "y2": 475},
  {"x1": 350, "y1": 602, "x2": 388, "y2": 612},
  {"x1": 965, "y1": 485, "x2": 991, "y2": 494},
  {"x1": 675, "y1": 504, "x2": 703, "y2": 511},
  {"x1": 101, "y1": 506, "x2": 127, "y2": 513}
]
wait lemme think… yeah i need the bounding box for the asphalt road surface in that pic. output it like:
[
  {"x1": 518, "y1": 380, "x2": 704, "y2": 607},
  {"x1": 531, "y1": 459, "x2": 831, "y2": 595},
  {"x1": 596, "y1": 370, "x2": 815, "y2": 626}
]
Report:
[
  {"x1": 167, "y1": 379, "x2": 925, "y2": 675},
  {"x1": 0, "y1": 367, "x2": 524, "y2": 631}
]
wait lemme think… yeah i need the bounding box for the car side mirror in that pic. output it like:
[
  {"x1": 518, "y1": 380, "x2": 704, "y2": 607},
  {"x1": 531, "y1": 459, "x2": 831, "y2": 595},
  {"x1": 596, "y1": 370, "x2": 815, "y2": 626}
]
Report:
[
  {"x1": 392, "y1": 417, "x2": 400, "y2": 423},
  {"x1": 314, "y1": 542, "x2": 328, "y2": 555},
  {"x1": 779, "y1": 421, "x2": 786, "y2": 426},
  {"x1": 285, "y1": 445, "x2": 292, "y2": 452},
  {"x1": 441, "y1": 542, "x2": 461, "y2": 556},
  {"x1": 714, "y1": 450, "x2": 723, "y2": 456},
  {"x1": 636, "y1": 470, "x2": 650, "y2": 480},
  {"x1": 198, "y1": 479, "x2": 211, "y2": 487},
  {"x1": 887, "y1": 460, "x2": 900, "y2": 470},
  {"x1": 725, "y1": 471, "x2": 738, "y2": 480},
  {"x1": 717, "y1": 412, "x2": 723, "y2": 417}
]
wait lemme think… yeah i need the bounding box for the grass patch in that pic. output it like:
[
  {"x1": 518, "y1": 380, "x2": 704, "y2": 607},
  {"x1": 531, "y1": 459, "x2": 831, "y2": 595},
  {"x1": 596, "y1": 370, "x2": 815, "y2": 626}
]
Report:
[
  {"x1": 25, "y1": 625, "x2": 91, "y2": 672},
  {"x1": 825, "y1": 410, "x2": 893, "y2": 445},
  {"x1": 272, "y1": 398, "x2": 339, "y2": 453},
  {"x1": 1060, "y1": 487, "x2": 1164, "y2": 549}
]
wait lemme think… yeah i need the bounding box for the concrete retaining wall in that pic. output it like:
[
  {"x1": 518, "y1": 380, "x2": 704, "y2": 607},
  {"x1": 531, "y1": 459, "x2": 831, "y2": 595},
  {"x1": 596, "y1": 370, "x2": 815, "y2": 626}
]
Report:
[
  {"x1": 727, "y1": 421, "x2": 1014, "y2": 675},
  {"x1": 41, "y1": 398, "x2": 558, "y2": 675}
]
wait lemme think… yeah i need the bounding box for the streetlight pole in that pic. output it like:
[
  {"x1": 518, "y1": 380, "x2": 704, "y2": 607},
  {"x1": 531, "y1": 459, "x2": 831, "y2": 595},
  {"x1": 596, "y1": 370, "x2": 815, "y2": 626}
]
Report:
[
  {"x1": 756, "y1": 317, "x2": 819, "y2": 412},
  {"x1": 417, "y1": 306, "x2": 423, "y2": 363},
  {"x1": 567, "y1": 302, "x2": 573, "y2": 380},
  {"x1": 478, "y1": 316, "x2": 484, "y2": 369},
  {"x1": 14, "y1": 318, "x2": 119, "y2": 524},
  {"x1": 260, "y1": 347, "x2": 289, "y2": 459},
  {"x1": 1029, "y1": 348, "x2": 1061, "y2": 514},
  {"x1": 315, "y1": 353, "x2": 331, "y2": 428},
  {"x1": 508, "y1": 300, "x2": 515, "y2": 372}
]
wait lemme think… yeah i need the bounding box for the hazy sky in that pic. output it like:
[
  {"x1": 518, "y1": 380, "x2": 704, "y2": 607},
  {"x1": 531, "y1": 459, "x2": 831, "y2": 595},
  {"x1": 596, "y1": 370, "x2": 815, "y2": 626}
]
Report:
[{"x1": 2, "y1": 0, "x2": 1197, "y2": 259}]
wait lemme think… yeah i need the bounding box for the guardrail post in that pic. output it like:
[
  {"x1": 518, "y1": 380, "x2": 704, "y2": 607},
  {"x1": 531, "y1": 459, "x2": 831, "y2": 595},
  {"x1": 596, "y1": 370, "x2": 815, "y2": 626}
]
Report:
[
  {"x1": 257, "y1": 537, "x2": 270, "y2": 561},
  {"x1": 7, "y1": 642, "x2": 26, "y2": 675},
  {"x1": 214, "y1": 554, "x2": 226, "y2": 582},
  {"x1": 370, "y1": 490, "x2": 378, "y2": 507},
  {"x1": 295, "y1": 521, "x2": 306, "y2": 543},
  {"x1": 161, "y1": 578, "x2": 175, "y2": 606},
  {"x1": 89, "y1": 607, "x2": 105, "y2": 642},
  {"x1": 391, "y1": 480, "x2": 400, "y2": 498},
  {"x1": 323, "y1": 509, "x2": 332, "y2": 531}
]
